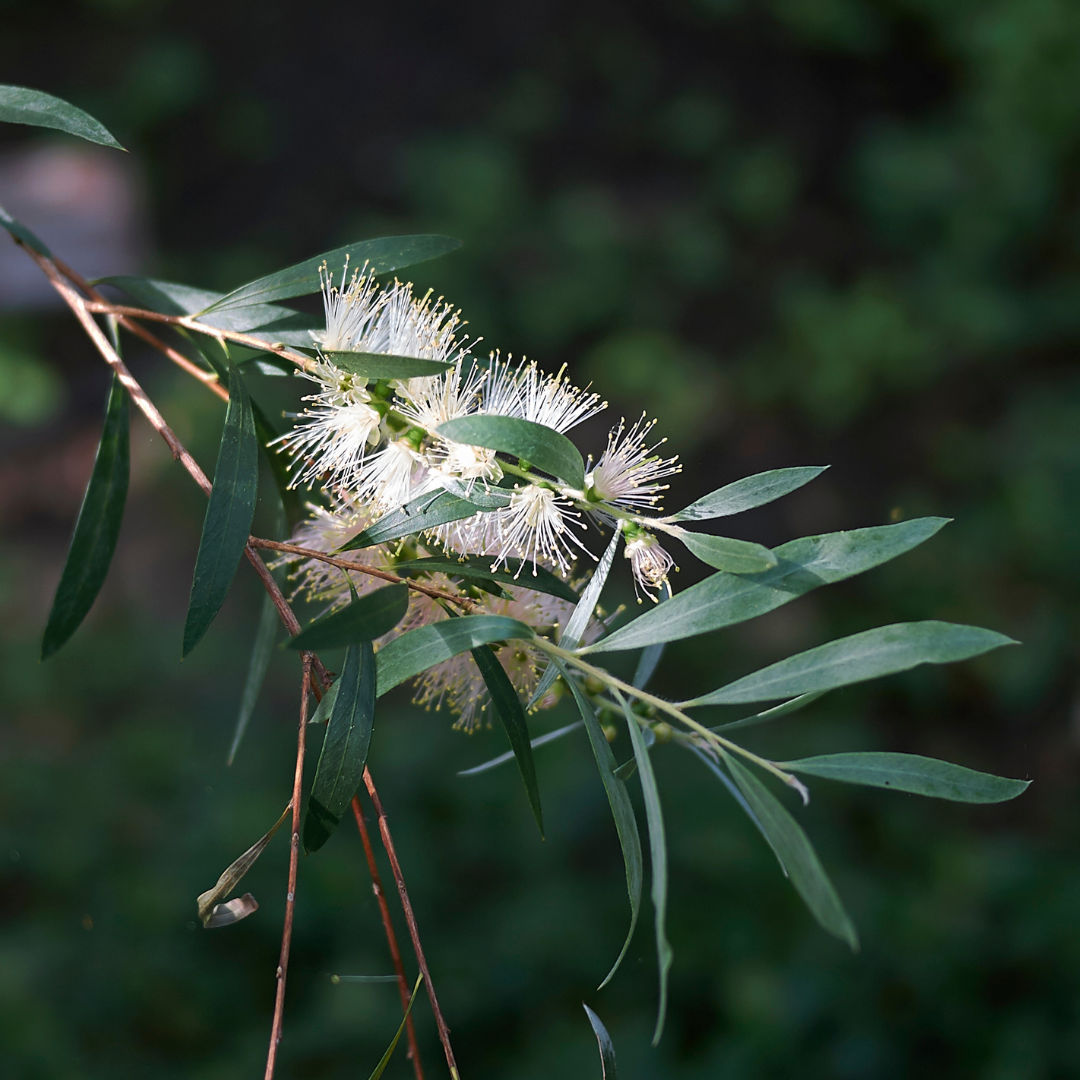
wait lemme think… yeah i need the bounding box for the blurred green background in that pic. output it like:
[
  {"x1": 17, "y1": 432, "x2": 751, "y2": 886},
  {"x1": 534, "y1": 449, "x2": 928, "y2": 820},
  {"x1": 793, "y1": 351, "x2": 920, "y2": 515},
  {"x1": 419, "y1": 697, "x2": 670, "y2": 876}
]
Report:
[{"x1": 2, "y1": 0, "x2": 1079, "y2": 1076}]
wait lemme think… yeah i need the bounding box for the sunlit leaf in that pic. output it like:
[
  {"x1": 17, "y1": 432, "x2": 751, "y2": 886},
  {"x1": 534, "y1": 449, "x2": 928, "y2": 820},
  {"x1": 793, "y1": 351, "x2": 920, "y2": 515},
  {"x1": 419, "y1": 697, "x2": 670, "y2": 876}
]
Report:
[
  {"x1": 587, "y1": 518, "x2": 950, "y2": 653},
  {"x1": 471, "y1": 642, "x2": 544, "y2": 835},
  {"x1": 340, "y1": 489, "x2": 506, "y2": 550},
  {"x1": 202, "y1": 234, "x2": 463, "y2": 312},
  {"x1": 583, "y1": 1004, "x2": 619, "y2": 1079},
  {"x1": 305, "y1": 641, "x2": 377, "y2": 852},
  {"x1": 666, "y1": 528, "x2": 777, "y2": 574},
  {"x1": 183, "y1": 366, "x2": 260, "y2": 657},
  {"x1": 324, "y1": 351, "x2": 454, "y2": 380},
  {"x1": 0, "y1": 84, "x2": 125, "y2": 149},
  {"x1": 395, "y1": 555, "x2": 578, "y2": 603},
  {"x1": 365, "y1": 973, "x2": 424, "y2": 1080},
  {"x1": 781, "y1": 752, "x2": 1030, "y2": 803},
  {"x1": 669, "y1": 466, "x2": 828, "y2": 521},
  {"x1": 42, "y1": 370, "x2": 129, "y2": 659},
  {"x1": 721, "y1": 751, "x2": 858, "y2": 949},
  {"x1": 375, "y1": 615, "x2": 534, "y2": 696},
  {"x1": 288, "y1": 584, "x2": 408, "y2": 651},
  {"x1": 437, "y1": 414, "x2": 587, "y2": 489}
]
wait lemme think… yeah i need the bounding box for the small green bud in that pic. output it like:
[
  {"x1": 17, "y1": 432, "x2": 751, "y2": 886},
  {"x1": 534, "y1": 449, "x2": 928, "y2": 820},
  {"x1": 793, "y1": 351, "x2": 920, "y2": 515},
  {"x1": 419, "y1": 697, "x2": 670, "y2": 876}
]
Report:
[
  {"x1": 651, "y1": 722, "x2": 674, "y2": 744},
  {"x1": 584, "y1": 675, "x2": 605, "y2": 696},
  {"x1": 601, "y1": 723, "x2": 618, "y2": 743}
]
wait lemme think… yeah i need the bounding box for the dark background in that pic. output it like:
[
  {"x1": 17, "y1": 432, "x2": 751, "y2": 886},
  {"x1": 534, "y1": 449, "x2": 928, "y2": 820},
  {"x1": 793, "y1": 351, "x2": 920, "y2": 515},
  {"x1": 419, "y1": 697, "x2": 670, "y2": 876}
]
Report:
[{"x1": 2, "y1": 0, "x2": 1079, "y2": 1076}]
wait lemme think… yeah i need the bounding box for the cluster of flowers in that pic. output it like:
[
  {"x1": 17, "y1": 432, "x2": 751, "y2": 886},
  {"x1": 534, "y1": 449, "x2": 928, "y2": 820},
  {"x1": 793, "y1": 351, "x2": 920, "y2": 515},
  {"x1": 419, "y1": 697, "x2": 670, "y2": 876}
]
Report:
[{"x1": 278, "y1": 261, "x2": 681, "y2": 728}]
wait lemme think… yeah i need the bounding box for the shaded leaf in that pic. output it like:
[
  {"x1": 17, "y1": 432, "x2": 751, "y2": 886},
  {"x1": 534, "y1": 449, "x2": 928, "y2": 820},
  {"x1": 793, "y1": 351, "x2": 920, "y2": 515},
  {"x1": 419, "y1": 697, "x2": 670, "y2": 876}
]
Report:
[
  {"x1": 687, "y1": 744, "x2": 772, "y2": 848},
  {"x1": 340, "y1": 489, "x2": 505, "y2": 550},
  {"x1": 619, "y1": 692, "x2": 672, "y2": 1044},
  {"x1": 305, "y1": 642, "x2": 377, "y2": 852},
  {"x1": 197, "y1": 803, "x2": 291, "y2": 927},
  {"x1": 560, "y1": 665, "x2": 642, "y2": 989},
  {"x1": 366, "y1": 973, "x2": 424, "y2": 1080},
  {"x1": 395, "y1": 555, "x2": 578, "y2": 604},
  {"x1": 324, "y1": 351, "x2": 454, "y2": 380},
  {"x1": 684, "y1": 621, "x2": 1015, "y2": 707},
  {"x1": 42, "y1": 371, "x2": 129, "y2": 658},
  {"x1": 183, "y1": 365, "x2": 259, "y2": 657},
  {"x1": 781, "y1": 752, "x2": 1030, "y2": 803},
  {"x1": 711, "y1": 691, "x2": 828, "y2": 733},
  {"x1": 248, "y1": 398, "x2": 304, "y2": 531},
  {"x1": 437, "y1": 414, "x2": 586, "y2": 489},
  {"x1": 458, "y1": 720, "x2": 584, "y2": 776},
  {"x1": 376, "y1": 615, "x2": 534, "y2": 696},
  {"x1": 227, "y1": 592, "x2": 279, "y2": 766},
  {"x1": 587, "y1": 518, "x2": 950, "y2": 653},
  {"x1": 288, "y1": 584, "x2": 408, "y2": 651},
  {"x1": 471, "y1": 643, "x2": 543, "y2": 835},
  {"x1": 666, "y1": 528, "x2": 777, "y2": 574},
  {"x1": 0, "y1": 83, "x2": 125, "y2": 149},
  {"x1": 0, "y1": 200, "x2": 50, "y2": 255},
  {"x1": 721, "y1": 751, "x2": 858, "y2": 949},
  {"x1": 309, "y1": 679, "x2": 341, "y2": 726},
  {"x1": 632, "y1": 584, "x2": 670, "y2": 690},
  {"x1": 583, "y1": 1004, "x2": 619, "y2": 1079},
  {"x1": 202, "y1": 235, "x2": 462, "y2": 312},
  {"x1": 669, "y1": 466, "x2": 828, "y2": 521}
]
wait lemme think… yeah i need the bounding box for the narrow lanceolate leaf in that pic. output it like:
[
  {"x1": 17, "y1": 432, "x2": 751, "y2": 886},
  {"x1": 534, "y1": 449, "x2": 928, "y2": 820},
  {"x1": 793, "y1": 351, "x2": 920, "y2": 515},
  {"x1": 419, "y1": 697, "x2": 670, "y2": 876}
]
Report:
[
  {"x1": 712, "y1": 691, "x2": 828, "y2": 733},
  {"x1": 587, "y1": 518, "x2": 950, "y2": 654},
  {"x1": 183, "y1": 366, "x2": 259, "y2": 657},
  {"x1": 227, "y1": 592, "x2": 279, "y2": 766},
  {"x1": 249, "y1": 398, "x2": 304, "y2": 531},
  {"x1": 0, "y1": 84, "x2": 125, "y2": 149},
  {"x1": 201, "y1": 234, "x2": 463, "y2": 312},
  {"x1": 688, "y1": 745, "x2": 772, "y2": 848},
  {"x1": 42, "y1": 373, "x2": 129, "y2": 659},
  {"x1": 683, "y1": 621, "x2": 1016, "y2": 707},
  {"x1": 669, "y1": 466, "x2": 828, "y2": 522},
  {"x1": 530, "y1": 528, "x2": 621, "y2": 709},
  {"x1": 288, "y1": 584, "x2": 408, "y2": 651},
  {"x1": 781, "y1": 753, "x2": 1030, "y2": 803},
  {"x1": 0, "y1": 200, "x2": 50, "y2": 255},
  {"x1": 340, "y1": 489, "x2": 506, "y2": 550},
  {"x1": 366, "y1": 973, "x2": 424, "y2": 1080},
  {"x1": 721, "y1": 751, "x2": 858, "y2": 950},
  {"x1": 458, "y1": 720, "x2": 584, "y2": 776},
  {"x1": 632, "y1": 584, "x2": 670, "y2": 691},
  {"x1": 324, "y1": 351, "x2": 454, "y2": 380},
  {"x1": 395, "y1": 555, "x2": 578, "y2": 603},
  {"x1": 560, "y1": 665, "x2": 642, "y2": 989},
  {"x1": 618, "y1": 692, "x2": 672, "y2": 1044},
  {"x1": 471, "y1": 643, "x2": 544, "y2": 835},
  {"x1": 583, "y1": 1004, "x2": 619, "y2": 1079},
  {"x1": 305, "y1": 642, "x2": 377, "y2": 852},
  {"x1": 376, "y1": 615, "x2": 534, "y2": 696},
  {"x1": 437, "y1": 414, "x2": 587, "y2": 490},
  {"x1": 665, "y1": 528, "x2": 777, "y2": 574}
]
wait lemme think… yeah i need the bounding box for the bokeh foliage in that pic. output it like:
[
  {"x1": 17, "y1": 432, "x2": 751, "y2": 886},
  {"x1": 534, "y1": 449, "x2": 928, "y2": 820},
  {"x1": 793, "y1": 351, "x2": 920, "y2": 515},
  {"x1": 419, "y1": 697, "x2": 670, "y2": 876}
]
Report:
[{"x1": 1, "y1": 0, "x2": 1078, "y2": 1076}]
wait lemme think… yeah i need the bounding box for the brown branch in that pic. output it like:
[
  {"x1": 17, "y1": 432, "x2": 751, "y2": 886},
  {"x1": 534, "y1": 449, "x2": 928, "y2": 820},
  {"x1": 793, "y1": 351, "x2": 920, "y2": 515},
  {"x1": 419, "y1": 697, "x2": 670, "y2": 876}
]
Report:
[
  {"x1": 249, "y1": 537, "x2": 479, "y2": 612},
  {"x1": 265, "y1": 659, "x2": 311, "y2": 1080},
  {"x1": 363, "y1": 769, "x2": 460, "y2": 1080},
  {"x1": 351, "y1": 796, "x2": 425, "y2": 1080}
]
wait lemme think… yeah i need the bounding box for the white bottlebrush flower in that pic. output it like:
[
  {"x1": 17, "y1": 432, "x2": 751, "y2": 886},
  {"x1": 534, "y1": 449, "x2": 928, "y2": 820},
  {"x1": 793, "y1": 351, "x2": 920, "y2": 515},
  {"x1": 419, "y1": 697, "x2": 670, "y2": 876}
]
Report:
[
  {"x1": 396, "y1": 357, "x2": 486, "y2": 431},
  {"x1": 481, "y1": 355, "x2": 606, "y2": 435},
  {"x1": 624, "y1": 530, "x2": 676, "y2": 603},
  {"x1": 586, "y1": 414, "x2": 680, "y2": 517},
  {"x1": 311, "y1": 260, "x2": 385, "y2": 352},
  {"x1": 492, "y1": 483, "x2": 589, "y2": 574},
  {"x1": 356, "y1": 438, "x2": 433, "y2": 514}
]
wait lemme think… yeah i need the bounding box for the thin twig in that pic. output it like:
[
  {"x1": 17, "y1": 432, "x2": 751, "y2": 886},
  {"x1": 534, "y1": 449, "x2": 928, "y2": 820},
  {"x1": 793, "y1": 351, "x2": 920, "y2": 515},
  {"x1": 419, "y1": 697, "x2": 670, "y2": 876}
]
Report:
[
  {"x1": 265, "y1": 659, "x2": 312, "y2": 1080},
  {"x1": 362, "y1": 769, "x2": 460, "y2": 1080},
  {"x1": 249, "y1": 537, "x2": 479, "y2": 612},
  {"x1": 351, "y1": 796, "x2": 425, "y2": 1080}
]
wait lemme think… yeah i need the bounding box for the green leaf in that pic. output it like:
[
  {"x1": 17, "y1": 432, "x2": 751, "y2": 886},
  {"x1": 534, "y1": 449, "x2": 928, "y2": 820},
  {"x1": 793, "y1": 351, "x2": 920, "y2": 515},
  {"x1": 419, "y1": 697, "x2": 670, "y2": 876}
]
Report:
[
  {"x1": 632, "y1": 585, "x2": 670, "y2": 690},
  {"x1": 781, "y1": 752, "x2": 1030, "y2": 803},
  {"x1": 684, "y1": 621, "x2": 1016, "y2": 707},
  {"x1": 618, "y1": 692, "x2": 672, "y2": 1044},
  {"x1": 687, "y1": 744, "x2": 771, "y2": 845},
  {"x1": 376, "y1": 615, "x2": 534, "y2": 696},
  {"x1": 0, "y1": 200, "x2": 50, "y2": 255},
  {"x1": 182, "y1": 366, "x2": 260, "y2": 657},
  {"x1": 711, "y1": 691, "x2": 828, "y2": 733},
  {"x1": 305, "y1": 642, "x2": 377, "y2": 852},
  {"x1": 560, "y1": 666, "x2": 642, "y2": 989},
  {"x1": 324, "y1": 351, "x2": 454, "y2": 380},
  {"x1": 669, "y1": 466, "x2": 828, "y2": 521},
  {"x1": 666, "y1": 528, "x2": 777, "y2": 574},
  {"x1": 288, "y1": 584, "x2": 409, "y2": 651},
  {"x1": 227, "y1": 592, "x2": 279, "y2": 767},
  {"x1": 395, "y1": 555, "x2": 578, "y2": 603},
  {"x1": 721, "y1": 751, "x2": 858, "y2": 950},
  {"x1": 309, "y1": 680, "x2": 341, "y2": 726},
  {"x1": 587, "y1": 518, "x2": 950, "y2": 654},
  {"x1": 458, "y1": 720, "x2": 584, "y2": 776},
  {"x1": 530, "y1": 528, "x2": 621, "y2": 708},
  {"x1": 583, "y1": 1004, "x2": 619, "y2": 1080},
  {"x1": 365, "y1": 973, "x2": 425, "y2": 1080},
  {"x1": 249, "y1": 398, "x2": 304, "y2": 531},
  {"x1": 340, "y1": 489, "x2": 505, "y2": 550},
  {"x1": 0, "y1": 84, "x2": 125, "y2": 149},
  {"x1": 202, "y1": 235, "x2": 463, "y2": 313},
  {"x1": 42, "y1": 370, "x2": 129, "y2": 659},
  {"x1": 437, "y1": 415, "x2": 586, "y2": 489},
  {"x1": 471, "y1": 643, "x2": 544, "y2": 835}
]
